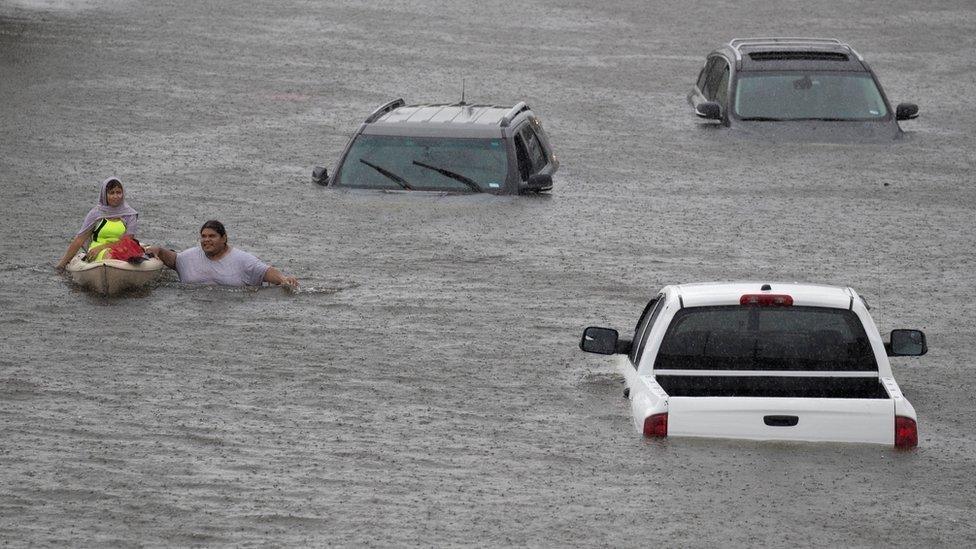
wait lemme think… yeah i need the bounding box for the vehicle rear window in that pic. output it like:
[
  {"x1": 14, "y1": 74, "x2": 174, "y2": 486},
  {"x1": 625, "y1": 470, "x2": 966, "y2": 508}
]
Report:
[
  {"x1": 655, "y1": 306, "x2": 877, "y2": 371},
  {"x1": 748, "y1": 51, "x2": 850, "y2": 62}
]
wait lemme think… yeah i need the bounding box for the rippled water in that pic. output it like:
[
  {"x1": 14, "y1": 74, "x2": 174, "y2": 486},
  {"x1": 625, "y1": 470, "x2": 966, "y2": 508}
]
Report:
[{"x1": 2, "y1": 0, "x2": 976, "y2": 545}]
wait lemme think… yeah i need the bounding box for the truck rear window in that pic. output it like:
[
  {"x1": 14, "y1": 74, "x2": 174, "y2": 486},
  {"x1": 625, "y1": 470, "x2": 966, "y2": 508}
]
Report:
[{"x1": 655, "y1": 306, "x2": 877, "y2": 371}]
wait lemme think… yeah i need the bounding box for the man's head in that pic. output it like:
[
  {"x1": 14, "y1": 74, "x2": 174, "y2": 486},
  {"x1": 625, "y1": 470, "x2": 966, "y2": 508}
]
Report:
[{"x1": 199, "y1": 220, "x2": 228, "y2": 258}]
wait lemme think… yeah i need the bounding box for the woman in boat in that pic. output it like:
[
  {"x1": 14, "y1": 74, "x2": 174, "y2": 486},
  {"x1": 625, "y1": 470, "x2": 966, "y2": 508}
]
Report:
[{"x1": 56, "y1": 177, "x2": 140, "y2": 270}]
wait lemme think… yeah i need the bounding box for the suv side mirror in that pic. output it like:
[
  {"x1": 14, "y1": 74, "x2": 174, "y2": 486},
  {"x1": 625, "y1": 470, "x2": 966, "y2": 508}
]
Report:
[
  {"x1": 888, "y1": 329, "x2": 927, "y2": 356},
  {"x1": 895, "y1": 103, "x2": 919, "y2": 121},
  {"x1": 523, "y1": 173, "x2": 553, "y2": 193},
  {"x1": 695, "y1": 101, "x2": 722, "y2": 120},
  {"x1": 312, "y1": 166, "x2": 329, "y2": 186},
  {"x1": 580, "y1": 327, "x2": 620, "y2": 355}
]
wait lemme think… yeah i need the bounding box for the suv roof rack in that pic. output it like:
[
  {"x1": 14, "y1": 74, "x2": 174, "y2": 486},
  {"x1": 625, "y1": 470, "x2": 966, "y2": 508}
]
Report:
[
  {"x1": 364, "y1": 98, "x2": 406, "y2": 124},
  {"x1": 499, "y1": 102, "x2": 529, "y2": 127},
  {"x1": 728, "y1": 37, "x2": 863, "y2": 67}
]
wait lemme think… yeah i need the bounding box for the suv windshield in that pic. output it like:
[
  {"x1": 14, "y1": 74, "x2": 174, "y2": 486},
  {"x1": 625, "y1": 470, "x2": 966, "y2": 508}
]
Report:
[
  {"x1": 734, "y1": 72, "x2": 888, "y2": 121},
  {"x1": 655, "y1": 306, "x2": 878, "y2": 371},
  {"x1": 334, "y1": 134, "x2": 508, "y2": 192}
]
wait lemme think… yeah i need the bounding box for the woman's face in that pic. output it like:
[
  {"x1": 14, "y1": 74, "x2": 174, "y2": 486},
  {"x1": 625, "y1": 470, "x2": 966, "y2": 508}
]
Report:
[{"x1": 106, "y1": 186, "x2": 124, "y2": 207}]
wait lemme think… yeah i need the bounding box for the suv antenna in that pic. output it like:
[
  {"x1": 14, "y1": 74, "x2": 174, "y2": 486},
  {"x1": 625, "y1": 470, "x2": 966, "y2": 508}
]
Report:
[{"x1": 459, "y1": 77, "x2": 466, "y2": 106}]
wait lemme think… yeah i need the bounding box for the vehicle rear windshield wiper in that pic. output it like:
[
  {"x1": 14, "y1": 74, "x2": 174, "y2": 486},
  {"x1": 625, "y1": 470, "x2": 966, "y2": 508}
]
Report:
[
  {"x1": 788, "y1": 117, "x2": 852, "y2": 121},
  {"x1": 359, "y1": 158, "x2": 413, "y2": 190},
  {"x1": 411, "y1": 160, "x2": 482, "y2": 193},
  {"x1": 740, "y1": 116, "x2": 860, "y2": 122}
]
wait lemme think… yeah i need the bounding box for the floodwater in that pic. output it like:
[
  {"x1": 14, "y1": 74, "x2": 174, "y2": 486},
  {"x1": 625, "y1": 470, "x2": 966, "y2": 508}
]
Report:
[{"x1": 2, "y1": 0, "x2": 975, "y2": 545}]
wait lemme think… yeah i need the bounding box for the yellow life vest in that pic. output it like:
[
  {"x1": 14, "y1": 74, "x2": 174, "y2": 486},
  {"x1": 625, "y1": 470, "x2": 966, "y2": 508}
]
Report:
[{"x1": 88, "y1": 218, "x2": 126, "y2": 261}]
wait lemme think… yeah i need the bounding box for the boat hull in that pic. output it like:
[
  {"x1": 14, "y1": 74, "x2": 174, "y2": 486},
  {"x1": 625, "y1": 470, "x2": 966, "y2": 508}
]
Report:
[{"x1": 66, "y1": 253, "x2": 164, "y2": 295}]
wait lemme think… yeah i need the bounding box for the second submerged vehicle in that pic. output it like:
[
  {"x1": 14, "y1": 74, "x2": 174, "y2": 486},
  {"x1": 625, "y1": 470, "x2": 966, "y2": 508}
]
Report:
[
  {"x1": 313, "y1": 99, "x2": 558, "y2": 194},
  {"x1": 688, "y1": 38, "x2": 919, "y2": 139}
]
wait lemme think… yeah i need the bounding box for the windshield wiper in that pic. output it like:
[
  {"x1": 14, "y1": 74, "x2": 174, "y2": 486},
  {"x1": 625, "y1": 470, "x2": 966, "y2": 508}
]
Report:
[
  {"x1": 359, "y1": 159, "x2": 413, "y2": 190},
  {"x1": 411, "y1": 160, "x2": 482, "y2": 193},
  {"x1": 739, "y1": 116, "x2": 786, "y2": 121}
]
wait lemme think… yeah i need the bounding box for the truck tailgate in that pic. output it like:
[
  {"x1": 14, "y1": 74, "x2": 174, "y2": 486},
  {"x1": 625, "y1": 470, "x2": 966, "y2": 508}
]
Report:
[{"x1": 667, "y1": 397, "x2": 894, "y2": 444}]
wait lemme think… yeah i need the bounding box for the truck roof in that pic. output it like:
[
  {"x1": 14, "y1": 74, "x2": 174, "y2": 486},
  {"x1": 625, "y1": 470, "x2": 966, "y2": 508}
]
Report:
[{"x1": 674, "y1": 282, "x2": 854, "y2": 309}]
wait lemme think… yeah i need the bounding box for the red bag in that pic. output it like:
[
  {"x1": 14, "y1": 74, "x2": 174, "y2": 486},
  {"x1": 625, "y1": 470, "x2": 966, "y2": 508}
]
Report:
[{"x1": 108, "y1": 235, "x2": 146, "y2": 263}]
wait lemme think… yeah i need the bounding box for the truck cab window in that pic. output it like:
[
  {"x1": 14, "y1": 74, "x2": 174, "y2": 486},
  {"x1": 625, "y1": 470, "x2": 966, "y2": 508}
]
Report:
[
  {"x1": 656, "y1": 306, "x2": 877, "y2": 371},
  {"x1": 630, "y1": 296, "x2": 665, "y2": 365}
]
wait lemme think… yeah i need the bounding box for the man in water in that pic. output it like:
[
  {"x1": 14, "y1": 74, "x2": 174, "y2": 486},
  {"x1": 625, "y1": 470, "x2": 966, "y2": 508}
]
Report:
[{"x1": 147, "y1": 220, "x2": 299, "y2": 287}]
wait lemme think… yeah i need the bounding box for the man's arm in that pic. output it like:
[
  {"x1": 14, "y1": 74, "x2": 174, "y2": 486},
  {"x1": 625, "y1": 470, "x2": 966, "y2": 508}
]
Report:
[
  {"x1": 146, "y1": 246, "x2": 178, "y2": 270},
  {"x1": 263, "y1": 266, "x2": 298, "y2": 288}
]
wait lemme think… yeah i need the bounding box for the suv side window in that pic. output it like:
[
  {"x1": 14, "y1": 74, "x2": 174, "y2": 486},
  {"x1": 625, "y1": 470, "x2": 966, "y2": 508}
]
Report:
[
  {"x1": 520, "y1": 126, "x2": 549, "y2": 173},
  {"x1": 697, "y1": 59, "x2": 715, "y2": 92},
  {"x1": 629, "y1": 295, "x2": 665, "y2": 366},
  {"x1": 513, "y1": 134, "x2": 532, "y2": 180},
  {"x1": 714, "y1": 65, "x2": 730, "y2": 109},
  {"x1": 704, "y1": 57, "x2": 729, "y2": 101}
]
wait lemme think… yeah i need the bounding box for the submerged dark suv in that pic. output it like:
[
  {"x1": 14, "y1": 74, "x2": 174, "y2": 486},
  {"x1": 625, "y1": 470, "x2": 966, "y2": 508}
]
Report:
[
  {"x1": 688, "y1": 38, "x2": 919, "y2": 140},
  {"x1": 313, "y1": 99, "x2": 558, "y2": 194}
]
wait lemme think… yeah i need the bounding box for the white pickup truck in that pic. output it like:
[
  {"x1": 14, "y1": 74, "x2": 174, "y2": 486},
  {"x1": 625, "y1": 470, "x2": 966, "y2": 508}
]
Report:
[{"x1": 580, "y1": 282, "x2": 927, "y2": 448}]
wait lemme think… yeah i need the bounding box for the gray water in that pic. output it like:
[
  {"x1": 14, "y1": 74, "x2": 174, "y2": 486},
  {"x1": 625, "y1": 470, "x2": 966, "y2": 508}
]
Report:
[{"x1": 2, "y1": 0, "x2": 975, "y2": 546}]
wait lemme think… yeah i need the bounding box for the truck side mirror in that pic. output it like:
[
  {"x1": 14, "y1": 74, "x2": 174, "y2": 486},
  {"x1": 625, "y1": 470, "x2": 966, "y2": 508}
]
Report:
[
  {"x1": 312, "y1": 166, "x2": 329, "y2": 186},
  {"x1": 580, "y1": 327, "x2": 620, "y2": 354},
  {"x1": 695, "y1": 101, "x2": 722, "y2": 120},
  {"x1": 895, "y1": 103, "x2": 919, "y2": 121},
  {"x1": 888, "y1": 329, "x2": 927, "y2": 356}
]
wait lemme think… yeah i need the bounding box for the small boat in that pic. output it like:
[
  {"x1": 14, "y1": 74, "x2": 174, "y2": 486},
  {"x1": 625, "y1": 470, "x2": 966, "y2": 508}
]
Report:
[{"x1": 66, "y1": 251, "x2": 164, "y2": 295}]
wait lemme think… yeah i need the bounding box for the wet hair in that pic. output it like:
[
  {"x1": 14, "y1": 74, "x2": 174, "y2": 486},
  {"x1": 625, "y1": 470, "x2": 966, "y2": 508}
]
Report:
[
  {"x1": 200, "y1": 220, "x2": 227, "y2": 237},
  {"x1": 105, "y1": 179, "x2": 123, "y2": 192}
]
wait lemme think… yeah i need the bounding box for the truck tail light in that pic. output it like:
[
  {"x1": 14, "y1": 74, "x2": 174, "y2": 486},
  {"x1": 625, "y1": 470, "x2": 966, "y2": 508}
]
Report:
[
  {"x1": 740, "y1": 294, "x2": 793, "y2": 306},
  {"x1": 894, "y1": 416, "x2": 917, "y2": 449},
  {"x1": 643, "y1": 413, "x2": 668, "y2": 437}
]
